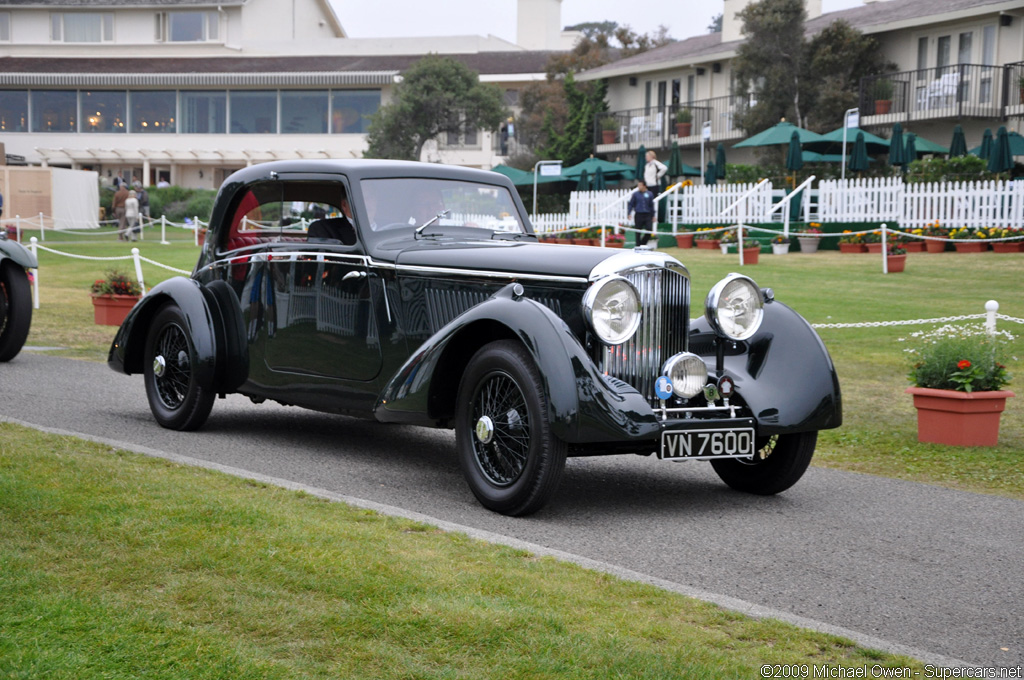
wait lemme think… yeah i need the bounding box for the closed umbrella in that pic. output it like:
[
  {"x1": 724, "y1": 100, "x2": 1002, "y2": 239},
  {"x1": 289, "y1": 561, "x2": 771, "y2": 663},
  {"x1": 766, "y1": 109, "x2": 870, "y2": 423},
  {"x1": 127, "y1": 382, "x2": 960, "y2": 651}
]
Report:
[
  {"x1": 705, "y1": 162, "x2": 718, "y2": 186},
  {"x1": 949, "y1": 124, "x2": 967, "y2": 158},
  {"x1": 987, "y1": 126, "x2": 1013, "y2": 175},
  {"x1": 715, "y1": 143, "x2": 727, "y2": 179},
  {"x1": 667, "y1": 142, "x2": 684, "y2": 176},
  {"x1": 888, "y1": 123, "x2": 907, "y2": 169},
  {"x1": 848, "y1": 131, "x2": 870, "y2": 174},
  {"x1": 576, "y1": 169, "x2": 590, "y2": 191},
  {"x1": 905, "y1": 133, "x2": 919, "y2": 163},
  {"x1": 593, "y1": 165, "x2": 606, "y2": 191},
  {"x1": 977, "y1": 128, "x2": 993, "y2": 160},
  {"x1": 634, "y1": 145, "x2": 647, "y2": 186}
]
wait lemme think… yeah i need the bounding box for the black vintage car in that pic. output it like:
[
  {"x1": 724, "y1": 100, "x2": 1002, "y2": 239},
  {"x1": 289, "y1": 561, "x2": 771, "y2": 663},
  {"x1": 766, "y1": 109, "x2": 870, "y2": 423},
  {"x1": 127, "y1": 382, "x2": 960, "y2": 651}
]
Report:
[
  {"x1": 0, "y1": 231, "x2": 36, "y2": 362},
  {"x1": 109, "y1": 159, "x2": 841, "y2": 515}
]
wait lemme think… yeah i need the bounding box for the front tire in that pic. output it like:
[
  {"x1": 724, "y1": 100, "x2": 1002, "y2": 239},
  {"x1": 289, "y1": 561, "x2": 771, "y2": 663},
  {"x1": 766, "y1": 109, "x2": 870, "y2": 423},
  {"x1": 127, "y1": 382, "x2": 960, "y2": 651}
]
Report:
[
  {"x1": 455, "y1": 340, "x2": 566, "y2": 516},
  {"x1": 0, "y1": 263, "x2": 32, "y2": 362},
  {"x1": 710, "y1": 431, "x2": 817, "y2": 495},
  {"x1": 144, "y1": 304, "x2": 215, "y2": 431}
]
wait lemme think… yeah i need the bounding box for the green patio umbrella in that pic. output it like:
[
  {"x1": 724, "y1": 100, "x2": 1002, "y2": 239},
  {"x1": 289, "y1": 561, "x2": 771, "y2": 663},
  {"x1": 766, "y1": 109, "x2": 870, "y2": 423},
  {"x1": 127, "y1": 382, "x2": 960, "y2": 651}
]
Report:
[
  {"x1": 786, "y1": 130, "x2": 804, "y2": 171},
  {"x1": 805, "y1": 126, "x2": 891, "y2": 154},
  {"x1": 705, "y1": 162, "x2": 717, "y2": 186},
  {"x1": 593, "y1": 165, "x2": 606, "y2": 191},
  {"x1": 848, "y1": 131, "x2": 870, "y2": 173},
  {"x1": 905, "y1": 133, "x2": 919, "y2": 162},
  {"x1": 949, "y1": 124, "x2": 967, "y2": 157},
  {"x1": 733, "y1": 120, "x2": 827, "y2": 148},
  {"x1": 908, "y1": 134, "x2": 949, "y2": 156},
  {"x1": 576, "y1": 169, "x2": 590, "y2": 191},
  {"x1": 562, "y1": 157, "x2": 635, "y2": 181},
  {"x1": 667, "y1": 142, "x2": 684, "y2": 176},
  {"x1": 634, "y1": 145, "x2": 647, "y2": 185},
  {"x1": 970, "y1": 129, "x2": 1024, "y2": 157},
  {"x1": 490, "y1": 164, "x2": 564, "y2": 187},
  {"x1": 987, "y1": 126, "x2": 1013, "y2": 175},
  {"x1": 888, "y1": 123, "x2": 907, "y2": 169},
  {"x1": 976, "y1": 128, "x2": 993, "y2": 160},
  {"x1": 715, "y1": 143, "x2": 727, "y2": 179}
]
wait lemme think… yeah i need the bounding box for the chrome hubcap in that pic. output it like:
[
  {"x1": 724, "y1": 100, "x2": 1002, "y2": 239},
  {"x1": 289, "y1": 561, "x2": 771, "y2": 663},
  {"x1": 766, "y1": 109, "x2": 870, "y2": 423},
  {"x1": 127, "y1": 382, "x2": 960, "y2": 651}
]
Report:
[
  {"x1": 475, "y1": 415, "x2": 495, "y2": 444},
  {"x1": 152, "y1": 354, "x2": 166, "y2": 377}
]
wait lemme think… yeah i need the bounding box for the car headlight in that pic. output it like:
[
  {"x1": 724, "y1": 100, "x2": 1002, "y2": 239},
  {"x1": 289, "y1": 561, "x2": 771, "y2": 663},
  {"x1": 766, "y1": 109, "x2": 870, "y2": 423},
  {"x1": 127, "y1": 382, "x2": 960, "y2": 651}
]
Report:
[
  {"x1": 704, "y1": 274, "x2": 764, "y2": 341},
  {"x1": 662, "y1": 352, "x2": 708, "y2": 398},
  {"x1": 583, "y1": 276, "x2": 641, "y2": 345}
]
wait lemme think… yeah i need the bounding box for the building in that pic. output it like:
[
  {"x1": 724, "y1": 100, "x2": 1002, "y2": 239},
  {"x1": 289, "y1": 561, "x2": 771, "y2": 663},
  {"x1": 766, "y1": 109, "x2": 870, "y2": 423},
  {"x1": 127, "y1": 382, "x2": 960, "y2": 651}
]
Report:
[
  {"x1": 577, "y1": 0, "x2": 1024, "y2": 168},
  {"x1": 0, "y1": 0, "x2": 579, "y2": 188}
]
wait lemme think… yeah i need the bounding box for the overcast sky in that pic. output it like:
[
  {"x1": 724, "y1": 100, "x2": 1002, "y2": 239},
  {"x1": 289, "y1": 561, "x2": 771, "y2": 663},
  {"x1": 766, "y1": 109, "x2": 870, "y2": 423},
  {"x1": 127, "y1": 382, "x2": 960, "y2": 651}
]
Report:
[{"x1": 328, "y1": 0, "x2": 866, "y2": 43}]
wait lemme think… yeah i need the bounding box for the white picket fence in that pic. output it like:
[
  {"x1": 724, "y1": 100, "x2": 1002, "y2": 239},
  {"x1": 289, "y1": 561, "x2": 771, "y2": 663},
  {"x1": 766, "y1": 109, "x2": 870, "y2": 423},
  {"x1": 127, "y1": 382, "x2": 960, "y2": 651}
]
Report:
[
  {"x1": 817, "y1": 177, "x2": 903, "y2": 223},
  {"x1": 666, "y1": 182, "x2": 775, "y2": 225}
]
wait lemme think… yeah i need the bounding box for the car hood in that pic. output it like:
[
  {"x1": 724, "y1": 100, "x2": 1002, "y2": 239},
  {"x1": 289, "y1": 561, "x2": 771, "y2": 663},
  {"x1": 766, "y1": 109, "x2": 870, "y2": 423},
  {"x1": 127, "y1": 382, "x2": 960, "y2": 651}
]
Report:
[{"x1": 391, "y1": 239, "x2": 620, "y2": 280}]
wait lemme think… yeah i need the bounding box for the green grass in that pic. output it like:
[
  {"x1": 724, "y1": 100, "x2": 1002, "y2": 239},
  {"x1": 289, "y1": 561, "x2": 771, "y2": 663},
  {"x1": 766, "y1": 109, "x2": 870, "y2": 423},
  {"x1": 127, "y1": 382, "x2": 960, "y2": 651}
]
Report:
[
  {"x1": 0, "y1": 423, "x2": 922, "y2": 679},
  {"x1": 20, "y1": 229, "x2": 1024, "y2": 498}
]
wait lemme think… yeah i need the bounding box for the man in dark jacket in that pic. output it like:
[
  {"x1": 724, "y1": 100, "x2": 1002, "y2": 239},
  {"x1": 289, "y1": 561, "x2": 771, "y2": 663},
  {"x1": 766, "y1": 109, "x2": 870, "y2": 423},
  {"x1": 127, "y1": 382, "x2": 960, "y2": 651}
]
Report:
[
  {"x1": 112, "y1": 184, "x2": 130, "y2": 240},
  {"x1": 626, "y1": 180, "x2": 655, "y2": 246}
]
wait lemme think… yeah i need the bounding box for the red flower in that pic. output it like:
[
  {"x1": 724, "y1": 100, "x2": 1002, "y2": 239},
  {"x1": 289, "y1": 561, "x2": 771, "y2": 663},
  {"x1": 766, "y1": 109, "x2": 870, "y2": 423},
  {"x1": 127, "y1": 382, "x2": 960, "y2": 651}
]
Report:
[{"x1": 957, "y1": 360, "x2": 971, "y2": 370}]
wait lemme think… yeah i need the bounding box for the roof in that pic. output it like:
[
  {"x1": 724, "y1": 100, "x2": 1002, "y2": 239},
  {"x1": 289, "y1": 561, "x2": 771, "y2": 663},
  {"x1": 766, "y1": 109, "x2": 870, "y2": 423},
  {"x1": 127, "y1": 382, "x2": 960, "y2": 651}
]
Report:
[
  {"x1": 578, "y1": 0, "x2": 1021, "y2": 80},
  {"x1": 0, "y1": 51, "x2": 557, "y2": 87}
]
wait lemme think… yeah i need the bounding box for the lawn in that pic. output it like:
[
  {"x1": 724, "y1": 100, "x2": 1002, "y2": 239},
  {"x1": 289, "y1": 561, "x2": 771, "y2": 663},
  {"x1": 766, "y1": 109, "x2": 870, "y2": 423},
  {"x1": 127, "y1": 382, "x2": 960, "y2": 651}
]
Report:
[{"x1": 19, "y1": 227, "x2": 1024, "y2": 499}]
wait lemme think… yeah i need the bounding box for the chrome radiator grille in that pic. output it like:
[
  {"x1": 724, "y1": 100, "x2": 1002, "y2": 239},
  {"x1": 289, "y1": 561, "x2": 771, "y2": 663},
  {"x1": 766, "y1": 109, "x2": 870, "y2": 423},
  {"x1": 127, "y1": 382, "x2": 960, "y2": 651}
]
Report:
[{"x1": 601, "y1": 267, "x2": 689, "y2": 403}]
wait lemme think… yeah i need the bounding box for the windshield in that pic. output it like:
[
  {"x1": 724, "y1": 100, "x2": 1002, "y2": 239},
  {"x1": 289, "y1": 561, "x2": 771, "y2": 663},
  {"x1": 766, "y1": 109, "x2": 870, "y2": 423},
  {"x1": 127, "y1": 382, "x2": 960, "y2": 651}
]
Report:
[{"x1": 360, "y1": 178, "x2": 526, "y2": 234}]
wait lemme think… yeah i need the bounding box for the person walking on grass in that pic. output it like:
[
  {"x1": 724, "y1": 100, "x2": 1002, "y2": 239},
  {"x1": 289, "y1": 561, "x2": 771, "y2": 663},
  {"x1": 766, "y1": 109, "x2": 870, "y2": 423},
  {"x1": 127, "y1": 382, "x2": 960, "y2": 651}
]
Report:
[{"x1": 627, "y1": 180, "x2": 656, "y2": 246}]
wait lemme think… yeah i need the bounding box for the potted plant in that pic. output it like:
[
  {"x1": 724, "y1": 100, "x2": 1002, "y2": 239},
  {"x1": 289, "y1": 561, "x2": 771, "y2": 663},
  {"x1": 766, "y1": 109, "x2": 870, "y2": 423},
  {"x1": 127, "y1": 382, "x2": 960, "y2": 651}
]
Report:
[
  {"x1": 600, "y1": 116, "x2": 618, "y2": 144},
  {"x1": 4, "y1": 224, "x2": 19, "y2": 242},
  {"x1": 741, "y1": 238, "x2": 762, "y2": 264},
  {"x1": 797, "y1": 224, "x2": 822, "y2": 254},
  {"x1": 771, "y1": 234, "x2": 791, "y2": 255},
  {"x1": 675, "y1": 108, "x2": 693, "y2": 137},
  {"x1": 838, "y1": 231, "x2": 866, "y2": 253},
  {"x1": 886, "y1": 242, "x2": 907, "y2": 273},
  {"x1": 719, "y1": 228, "x2": 737, "y2": 254},
  {"x1": 695, "y1": 227, "x2": 722, "y2": 250},
  {"x1": 924, "y1": 221, "x2": 948, "y2": 253},
  {"x1": 903, "y1": 322, "x2": 1015, "y2": 446},
  {"x1": 871, "y1": 79, "x2": 894, "y2": 114},
  {"x1": 604, "y1": 232, "x2": 626, "y2": 248},
  {"x1": 902, "y1": 228, "x2": 926, "y2": 252},
  {"x1": 90, "y1": 269, "x2": 142, "y2": 326},
  {"x1": 992, "y1": 227, "x2": 1024, "y2": 253},
  {"x1": 950, "y1": 226, "x2": 989, "y2": 253},
  {"x1": 674, "y1": 228, "x2": 694, "y2": 249},
  {"x1": 863, "y1": 229, "x2": 883, "y2": 253}
]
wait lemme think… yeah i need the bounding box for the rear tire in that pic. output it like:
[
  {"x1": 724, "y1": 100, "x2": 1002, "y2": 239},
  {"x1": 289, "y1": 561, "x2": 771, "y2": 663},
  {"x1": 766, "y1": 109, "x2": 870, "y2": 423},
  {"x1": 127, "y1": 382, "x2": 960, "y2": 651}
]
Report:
[
  {"x1": 144, "y1": 304, "x2": 215, "y2": 431},
  {"x1": 710, "y1": 431, "x2": 817, "y2": 495},
  {"x1": 455, "y1": 340, "x2": 566, "y2": 516},
  {"x1": 0, "y1": 263, "x2": 32, "y2": 362}
]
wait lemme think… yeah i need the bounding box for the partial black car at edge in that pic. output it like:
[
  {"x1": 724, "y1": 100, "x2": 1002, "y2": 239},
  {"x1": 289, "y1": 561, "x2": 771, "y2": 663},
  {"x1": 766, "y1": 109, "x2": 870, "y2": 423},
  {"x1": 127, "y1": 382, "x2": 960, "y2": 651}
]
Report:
[{"x1": 109, "y1": 159, "x2": 841, "y2": 515}]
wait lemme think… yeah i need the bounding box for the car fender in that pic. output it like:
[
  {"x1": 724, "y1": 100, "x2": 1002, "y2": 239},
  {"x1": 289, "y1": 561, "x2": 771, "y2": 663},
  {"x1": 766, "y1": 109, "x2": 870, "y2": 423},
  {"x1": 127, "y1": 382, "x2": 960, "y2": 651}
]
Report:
[
  {"x1": 108, "y1": 277, "x2": 248, "y2": 393},
  {"x1": 0, "y1": 239, "x2": 38, "y2": 270},
  {"x1": 374, "y1": 283, "x2": 659, "y2": 443},
  {"x1": 692, "y1": 300, "x2": 842, "y2": 434}
]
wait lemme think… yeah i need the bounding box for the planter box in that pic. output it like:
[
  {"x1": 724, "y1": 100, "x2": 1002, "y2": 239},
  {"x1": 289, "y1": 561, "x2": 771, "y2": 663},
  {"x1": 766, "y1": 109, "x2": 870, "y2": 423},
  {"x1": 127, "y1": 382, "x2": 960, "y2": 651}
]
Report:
[
  {"x1": 902, "y1": 241, "x2": 925, "y2": 253},
  {"x1": 676, "y1": 122, "x2": 692, "y2": 137},
  {"x1": 695, "y1": 239, "x2": 721, "y2": 250},
  {"x1": 874, "y1": 100, "x2": 892, "y2": 115},
  {"x1": 604, "y1": 239, "x2": 625, "y2": 248},
  {"x1": 797, "y1": 237, "x2": 820, "y2": 253},
  {"x1": 865, "y1": 243, "x2": 883, "y2": 254},
  {"x1": 955, "y1": 242, "x2": 989, "y2": 253},
  {"x1": 675, "y1": 233, "x2": 694, "y2": 249},
  {"x1": 992, "y1": 242, "x2": 1023, "y2": 253},
  {"x1": 91, "y1": 294, "x2": 141, "y2": 326},
  {"x1": 886, "y1": 254, "x2": 906, "y2": 273},
  {"x1": 839, "y1": 243, "x2": 866, "y2": 253},
  {"x1": 601, "y1": 129, "x2": 617, "y2": 144},
  {"x1": 772, "y1": 242, "x2": 791, "y2": 255},
  {"x1": 925, "y1": 239, "x2": 947, "y2": 253},
  {"x1": 906, "y1": 387, "x2": 1015, "y2": 447}
]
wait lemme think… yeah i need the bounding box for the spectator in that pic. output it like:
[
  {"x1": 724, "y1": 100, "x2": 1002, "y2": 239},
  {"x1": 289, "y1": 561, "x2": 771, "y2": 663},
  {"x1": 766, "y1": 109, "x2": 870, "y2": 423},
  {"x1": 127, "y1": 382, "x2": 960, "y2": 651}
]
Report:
[
  {"x1": 626, "y1": 180, "x2": 656, "y2": 246},
  {"x1": 125, "y1": 190, "x2": 140, "y2": 242},
  {"x1": 112, "y1": 183, "x2": 130, "y2": 240}
]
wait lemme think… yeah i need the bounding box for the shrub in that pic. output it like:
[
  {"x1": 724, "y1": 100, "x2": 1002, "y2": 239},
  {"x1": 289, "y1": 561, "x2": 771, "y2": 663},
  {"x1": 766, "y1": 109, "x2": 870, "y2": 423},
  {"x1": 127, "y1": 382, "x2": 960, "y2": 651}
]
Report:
[{"x1": 904, "y1": 324, "x2": 1014, "y2": 393}]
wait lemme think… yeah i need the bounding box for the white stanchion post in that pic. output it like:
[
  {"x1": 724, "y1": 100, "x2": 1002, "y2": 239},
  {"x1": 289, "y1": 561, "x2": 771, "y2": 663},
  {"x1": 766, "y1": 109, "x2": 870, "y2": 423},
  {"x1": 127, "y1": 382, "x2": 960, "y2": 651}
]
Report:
[
  {"x1": 131, "y1": 247, "x2": 146, "y2": 296},
  {"x1": 985, "y1": 300, "x2": 999, "y2": 337},
  {"x1": 194, "y1": 217, "x2": 199, "y2": 247},
  {"x1": 160, "y1": 215, "x2": 169, "y2": 245},
  {"x1": 881, "y1": 223, "x2": 888, "y2": 274},
  {"x1": 738, "y1": 223, "x2": 745, "y2": 266},
  {"x1": 600, "y1": 225, "x2": 606, "y2": 248},
  {"x1": 14, "y1": 215, "x2": 20, "y2": 242},
  {"x1": 39, "y1": 212, "x2": 45, "y2": 242},
  {"x1": 29, "y1": 237, "x2": 39, "y2": 309}
]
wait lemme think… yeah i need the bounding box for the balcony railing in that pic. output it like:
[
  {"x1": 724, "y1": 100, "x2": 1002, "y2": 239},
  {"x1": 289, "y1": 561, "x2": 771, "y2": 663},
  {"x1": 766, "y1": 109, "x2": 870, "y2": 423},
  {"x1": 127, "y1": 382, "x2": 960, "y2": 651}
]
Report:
[
  {"x1": 859, "y1": 63, "x2": 1016, "y2": 123},
  {"x1": 594, "y1": 94, "x2": 757, "y2": 152}
]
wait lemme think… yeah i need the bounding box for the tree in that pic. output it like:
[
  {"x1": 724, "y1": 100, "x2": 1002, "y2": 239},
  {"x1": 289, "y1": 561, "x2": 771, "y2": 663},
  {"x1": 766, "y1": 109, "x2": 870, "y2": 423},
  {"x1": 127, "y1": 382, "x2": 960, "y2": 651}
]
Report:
[
  {"x1": 364, "y1": 55, "x2": 506, "y2": 161},
  {"x1": 538, "y1": 73, "x2": 606, "y2": 165},
  {"x1": 732, "y1": 0, "x2": 808, "y2": 132},
  {"x1": 707, "y1": 13, "x2": 723, "y2": 33}
]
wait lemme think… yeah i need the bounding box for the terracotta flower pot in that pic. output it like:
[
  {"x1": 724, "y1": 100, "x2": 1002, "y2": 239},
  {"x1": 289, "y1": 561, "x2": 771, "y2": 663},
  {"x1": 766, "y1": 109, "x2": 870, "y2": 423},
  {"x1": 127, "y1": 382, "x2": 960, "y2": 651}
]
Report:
[
  {"x1": 902, "y1": 241, "x2": 925, "y2": 252},
  {"x1": 925, "y1": 239, "x2": 946, "y2": 253},
  {"x1": 91, "y1": 293, "x2": 141, "y2": 326},
  {"x1": 992, "y1": 242, "x2": 1021, "y2": 253},
  {"x1": 676, "y1": 122, "x2": 692, "y2": 137},
  {"x1": 874, "y1": 100, "x2": 892, "y2": 115},
  {"x1": 886, "y1": 254, "x2": 906, "y2": 272},
  {"x1": 741, "y1": 246, "x2": 760, "y2": 265},
  {"x1": 675, "y1": 233, "x2": 694, "y2": 249},
  {"x1": 906, "y1": 387, "x2": 1015, "y2": 447},
  {"x1": 602, "y1": 129, "x2": 617, "y2": 144},
  {"x1": 696, "y1": 239, "x2": 721, "y2": 250},
  {"x1": 955, "y1": 242, "x2": 988, "y2": 253},
  {"x1": 865, "y1": 243, "x2": 883, "y2": 254},
  {"x1": 839, "y1": 243, "x2": 866, "y2": 253}
]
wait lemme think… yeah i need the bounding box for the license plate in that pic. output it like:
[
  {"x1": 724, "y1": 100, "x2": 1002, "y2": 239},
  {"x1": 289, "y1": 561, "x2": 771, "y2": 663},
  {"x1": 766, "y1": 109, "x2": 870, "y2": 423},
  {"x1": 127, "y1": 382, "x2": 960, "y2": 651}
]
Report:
[{"x1": 659, "y1": 427, "x2": 756, "y2": 460}]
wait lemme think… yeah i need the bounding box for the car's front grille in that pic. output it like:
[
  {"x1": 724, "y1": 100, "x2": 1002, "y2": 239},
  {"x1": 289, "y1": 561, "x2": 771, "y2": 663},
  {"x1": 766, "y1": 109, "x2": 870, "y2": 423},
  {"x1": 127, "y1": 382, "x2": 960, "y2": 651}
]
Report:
[{"x1": 601, "y1": 267, "x2": 689, "y2": 403}]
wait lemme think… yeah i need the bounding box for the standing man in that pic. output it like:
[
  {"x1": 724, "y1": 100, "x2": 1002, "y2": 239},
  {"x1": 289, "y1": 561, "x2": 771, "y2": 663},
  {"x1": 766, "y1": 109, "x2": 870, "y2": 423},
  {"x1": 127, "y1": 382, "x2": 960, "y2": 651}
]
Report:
[
  {"x1": 626, "y1": 180, "x2": 655, "y2": 246},
  {"x1": 112, "y1": 182, "x2": 129, "y2": 241}
]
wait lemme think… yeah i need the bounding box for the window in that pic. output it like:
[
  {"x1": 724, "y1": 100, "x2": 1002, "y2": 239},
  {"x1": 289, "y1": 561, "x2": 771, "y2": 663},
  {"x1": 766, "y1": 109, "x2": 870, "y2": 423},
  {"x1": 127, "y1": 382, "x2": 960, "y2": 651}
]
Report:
[
  {"x1": 657, "y1": 81, "x2": 667, "y2": 109},
  {"x1": 687, "y1": 75, "x2": 695, "y2": 104},
  {"x1": 130, "y1": 91, "x2": 176, "y2": 133},
  {"x1": 52, "y1": 13, "x2": 113, "y2": 42},
  {"x1": 671, "y1": 79, "x2": 680, "y2": 105},
  {"x1": 980, "y1": 25, "x2": 996, "y2": 104},
  {"x1": 230, "y1": 91, "x2": 277, "y2": 134},
  {"x1": 0, "y1": 90, "x2": 28, "y2": 132},
  {"x1": 81, "y1": 91, "x2": 126, "y2": 133},
  {"x1": 31, "y1": 90, "x2": 77, "y2": 132},
  {"x1": 503, "y1": 89, "x2": 520, "y2": 107},
  {"x1": 330, "y1": 90, "x2": 380, "y2": 134},
  {"x1": 0, "y1": 12, "x2": 10, "y2": 42},
  {"x1": 917, "y1": 37, "x2": 928, "y2": 80},
  {"x1": 936, "y1": 35, "x2": 951, "y2": 74},
  {"x1": 958, "y1": 32, "x2": 972, "y2": 64},
  {"x1": 280, "y1": 90, "x2": 328, "y2": 134},
  {"x1": 644, "y1": 81, "x2": 651, "y2": 112},
  {"x1": 181, "y1": 91, "x2": 226, "y2": 133},
  {"x1": 442, "y1": 113, "x2": 479, "y2": 148},
  {"x1": 157, "y1": 11, "x2": 218, "y2": 42}
]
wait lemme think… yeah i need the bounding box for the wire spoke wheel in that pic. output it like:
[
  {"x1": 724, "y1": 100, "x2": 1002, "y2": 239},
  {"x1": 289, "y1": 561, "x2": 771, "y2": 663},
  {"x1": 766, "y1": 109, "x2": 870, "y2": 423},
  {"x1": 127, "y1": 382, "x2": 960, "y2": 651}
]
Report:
[
  {"x1": 471, "y1": 370, "x2": 531, "y2": 487},
  {"x1": 153, "y1": 322, "x2": 191, "y2": 410},
  {"x1": 143, "y1": 304, "x2": 215, "y2": 431}
]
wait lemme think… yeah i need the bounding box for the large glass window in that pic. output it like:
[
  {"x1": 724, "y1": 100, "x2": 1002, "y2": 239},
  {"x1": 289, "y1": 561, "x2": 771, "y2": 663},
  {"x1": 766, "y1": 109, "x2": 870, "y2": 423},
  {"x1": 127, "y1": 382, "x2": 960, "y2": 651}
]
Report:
[
  {"x1": 163, "y1": 11, "x2": 218, "y2": 42},
  {"x1": 130, "y1": 91, "x2": 176, "y2": 133},
  {"x1": 31, "y1": 90, "x2": 77, "y2": 132},
  {"x1": 0, "y1": 91, "x2": 28, "y2": 132},
  {"x1": 330, "y1": 90, "x2": 380, "y2": 134},
  {"x1": 52, "y1": 12, "x2": 113, "y2": 42},
  {"x1": 181, "y1": 91, "x2": 226, "y2": 133},
  {"x1": 917, "y1": 37, "x2": 928, "y2": 80},
  {"x1": 0, "y1": 12, "x2": 10, "y2": 42},
  {"x1": 936, "y1": 35, "x2": 951, "y2": 74},
  {"x1": 230, "y1": 91, "x2": 277, "y2": 134},
  {"x1": 81, "y1": 90, "x2": 126, "y2": 133},
  {"x1": 958, "y1": 32, "x2": 972, "y2": 64},
  {"x1": 280, "y1": 90, "x2": 328, "y2": 134}
]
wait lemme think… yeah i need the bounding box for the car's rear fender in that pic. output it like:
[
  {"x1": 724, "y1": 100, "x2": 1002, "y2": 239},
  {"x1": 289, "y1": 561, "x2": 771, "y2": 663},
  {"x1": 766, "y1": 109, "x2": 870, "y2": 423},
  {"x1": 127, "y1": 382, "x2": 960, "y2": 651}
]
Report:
[
  {"x1": 374, "y1": 283, "x2": 659, "y2": 443},
  {"x1": 0, "y1": 239, "x2": 38, "y2": 270},
  {"x1": 107, "y1": 277, "x2": 248, "y2": 394}
]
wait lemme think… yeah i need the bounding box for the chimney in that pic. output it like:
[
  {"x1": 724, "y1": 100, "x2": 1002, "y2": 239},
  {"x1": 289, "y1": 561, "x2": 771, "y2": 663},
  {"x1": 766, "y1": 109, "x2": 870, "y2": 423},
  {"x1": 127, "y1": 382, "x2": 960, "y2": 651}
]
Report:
[
  {"x1": 517, "y1": 0, "x2": 564, "y2": 50},
  {"x1": 722, "y1": 0, "x2": 823, "y2": 43}
]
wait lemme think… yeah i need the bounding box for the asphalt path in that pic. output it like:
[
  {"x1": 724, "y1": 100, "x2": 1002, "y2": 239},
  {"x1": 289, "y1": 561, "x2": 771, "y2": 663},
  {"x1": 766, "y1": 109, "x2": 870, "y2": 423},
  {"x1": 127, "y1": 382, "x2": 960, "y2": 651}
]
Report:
[{"x1": 3, "y1": 351, "x2": 1022, "y2": 670}]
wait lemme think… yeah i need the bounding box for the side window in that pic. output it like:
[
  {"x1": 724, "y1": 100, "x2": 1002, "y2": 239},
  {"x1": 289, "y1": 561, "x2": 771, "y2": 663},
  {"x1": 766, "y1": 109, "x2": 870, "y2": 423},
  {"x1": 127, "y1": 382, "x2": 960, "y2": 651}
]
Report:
[{"x1": 223, "y1": 180, "x2": 353, "y2": 251}]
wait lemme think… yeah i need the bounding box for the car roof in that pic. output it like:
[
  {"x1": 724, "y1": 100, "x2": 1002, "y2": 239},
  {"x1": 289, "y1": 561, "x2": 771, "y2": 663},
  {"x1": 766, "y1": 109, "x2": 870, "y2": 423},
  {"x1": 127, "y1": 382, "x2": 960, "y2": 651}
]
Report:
[{"x1": 222, "y1": 158, "x2": 515, "y2": 187}]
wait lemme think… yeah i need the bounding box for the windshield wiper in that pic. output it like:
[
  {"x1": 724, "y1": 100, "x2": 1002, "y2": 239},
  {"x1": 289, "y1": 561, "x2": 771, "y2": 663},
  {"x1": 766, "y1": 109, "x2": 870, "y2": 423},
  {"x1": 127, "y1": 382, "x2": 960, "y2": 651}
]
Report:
[{"x1": 415, "y1": 209, "x2": 451, "y2": 237}]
